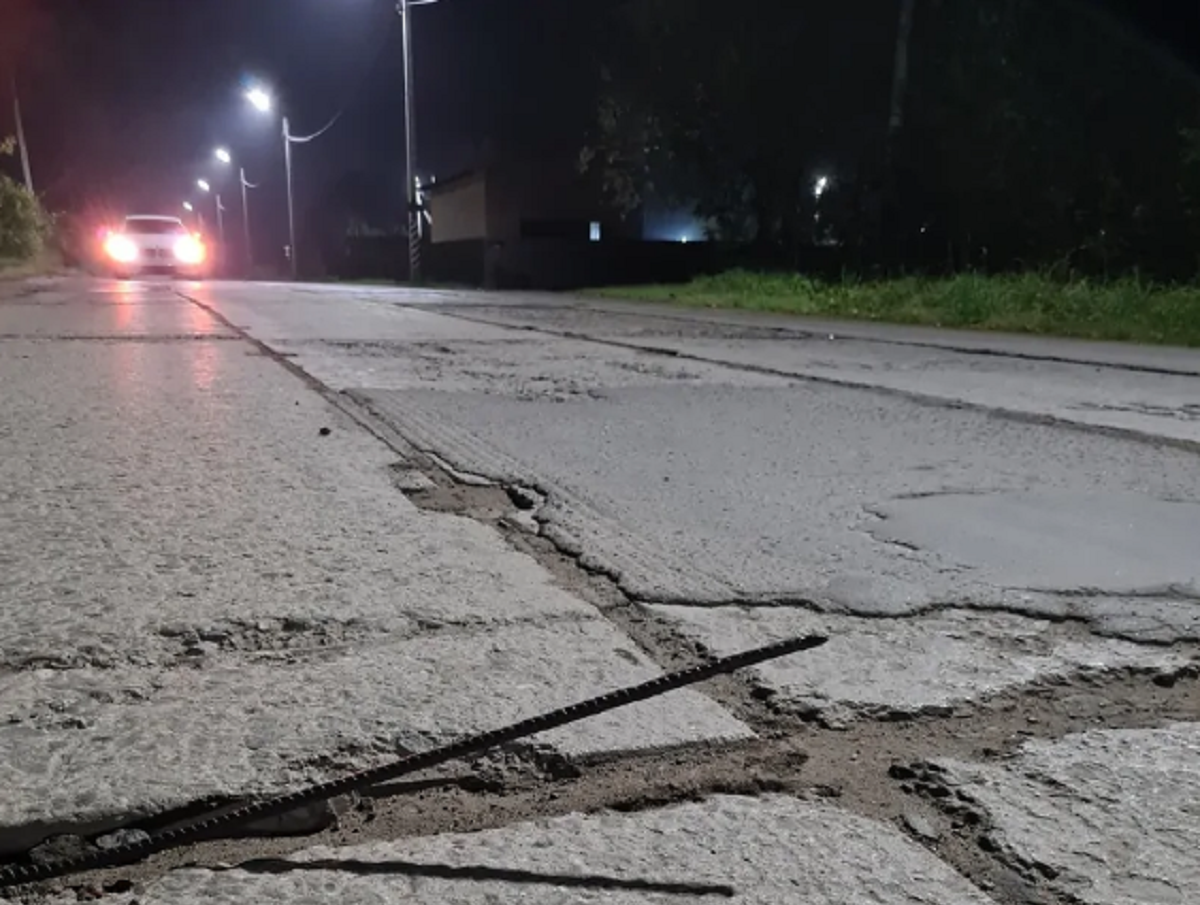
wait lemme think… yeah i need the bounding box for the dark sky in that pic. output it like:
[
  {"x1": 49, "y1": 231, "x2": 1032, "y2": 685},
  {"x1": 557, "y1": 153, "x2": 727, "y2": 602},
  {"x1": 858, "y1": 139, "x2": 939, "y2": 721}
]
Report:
[
  {"x1": 1, "y1": 0, "x2": 611, "y2": 250},
  {"x1": 1, "y1": 0, "x2": 1199, "y2": 251}
]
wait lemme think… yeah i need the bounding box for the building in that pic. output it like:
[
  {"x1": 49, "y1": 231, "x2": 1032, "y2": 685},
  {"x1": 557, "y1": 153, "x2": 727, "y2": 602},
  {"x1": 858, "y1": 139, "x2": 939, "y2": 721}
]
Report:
[
  {"x1": 424, "y1": 151, "x2": 642, "y2": 247},
  {"x1": 419, "y1": 145, "x2": 718, "y2": 290}
]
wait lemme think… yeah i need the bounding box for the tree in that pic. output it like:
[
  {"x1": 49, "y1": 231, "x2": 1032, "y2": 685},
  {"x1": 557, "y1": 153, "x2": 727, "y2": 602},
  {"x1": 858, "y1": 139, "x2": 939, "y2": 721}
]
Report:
[
  {"x1": 893, "y1": 0, "x2": 1196, "y2": 274},
  {"x1": 0, "y1": 138, "x2": 46, "y2": 260},
  {"x1": 585, "y1": 0, "x2": 1200, "y2": 277},
  {"x1": 583, "y1": 0, "x2": 893, "y2": 255}
]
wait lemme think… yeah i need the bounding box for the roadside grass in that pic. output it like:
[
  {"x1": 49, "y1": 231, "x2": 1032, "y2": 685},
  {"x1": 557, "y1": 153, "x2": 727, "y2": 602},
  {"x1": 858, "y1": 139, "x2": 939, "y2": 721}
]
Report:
[
  {"x1": 589, "y1": 270, "x2": 1200, "y2": 347},
  {"x1": 0, "y1": 248, "x2": 68, "y2": 282}
]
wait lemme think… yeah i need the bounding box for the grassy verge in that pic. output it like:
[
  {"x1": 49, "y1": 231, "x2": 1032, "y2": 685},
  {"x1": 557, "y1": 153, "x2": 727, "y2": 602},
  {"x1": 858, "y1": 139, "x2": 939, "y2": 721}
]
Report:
[
  {"x1": 590, "y1": 270, "x2": 1200, "y2": 347},
  {"x1": 0, "y1": 248, "x2": 67, "y2": 282}
]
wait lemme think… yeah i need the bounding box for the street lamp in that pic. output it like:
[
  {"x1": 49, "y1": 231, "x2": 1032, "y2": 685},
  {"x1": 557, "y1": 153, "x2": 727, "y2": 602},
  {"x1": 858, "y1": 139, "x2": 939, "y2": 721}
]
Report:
[
  {"x1": 246, "y1": 85, "x2": 299, "y2": 279},
  {"x1": 182, "y1": 201, "x2": 193, "y2": 212},
  {"x1": 397, "y1": 0, "x2": 437, "y2": 283},
  {"x1": 213, "y1": 146, "x2": 259, "y2": 273},
  {"x1": 246, "y1": 87, "x2": 271, "y2": 114},
  {"x1": 196, "y1": 179, "x2": 225, "y2": 253}
]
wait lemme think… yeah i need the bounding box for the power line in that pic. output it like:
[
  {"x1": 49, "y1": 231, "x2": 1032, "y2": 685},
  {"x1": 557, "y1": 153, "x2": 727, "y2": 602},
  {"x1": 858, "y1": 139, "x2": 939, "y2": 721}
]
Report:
[
  {"x1": 289, "y1": 110, "x2": 343, "y2": 144},
  {"x1": 286, "y1": 12, "x2": 400, "y2": 145}
]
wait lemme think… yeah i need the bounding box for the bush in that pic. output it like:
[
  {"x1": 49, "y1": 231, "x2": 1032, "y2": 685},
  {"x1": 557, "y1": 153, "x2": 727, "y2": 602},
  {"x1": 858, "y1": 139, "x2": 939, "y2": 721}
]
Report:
[{"x1": 0, "y1": 173, "x2": 46, "y2": 262}]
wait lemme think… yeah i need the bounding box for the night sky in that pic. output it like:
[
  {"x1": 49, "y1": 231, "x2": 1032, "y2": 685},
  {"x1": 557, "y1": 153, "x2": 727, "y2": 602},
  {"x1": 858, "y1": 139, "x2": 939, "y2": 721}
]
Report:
[
  {"x1": 2, "y1": 0, "x2": 1199, "y2": 254},
  {"x1": 1, "y1": 0, "x2": 611, "y2": 253}
]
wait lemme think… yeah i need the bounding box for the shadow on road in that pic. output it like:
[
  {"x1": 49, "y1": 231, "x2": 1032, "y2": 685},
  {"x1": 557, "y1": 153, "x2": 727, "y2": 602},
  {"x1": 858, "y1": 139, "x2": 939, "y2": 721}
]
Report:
[{"x1": 233, "y1": 857, "x2": 736, "y2": 896}]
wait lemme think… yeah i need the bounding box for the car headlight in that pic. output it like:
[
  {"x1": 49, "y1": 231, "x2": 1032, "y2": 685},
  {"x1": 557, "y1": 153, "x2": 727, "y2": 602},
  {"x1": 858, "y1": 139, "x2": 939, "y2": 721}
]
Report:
[
  {"x1": 103, "y1": 234, "x2": 139, "y2": 263},
  {"x1": 174, "y1": 235, "x2": 206, "y2": 265}
]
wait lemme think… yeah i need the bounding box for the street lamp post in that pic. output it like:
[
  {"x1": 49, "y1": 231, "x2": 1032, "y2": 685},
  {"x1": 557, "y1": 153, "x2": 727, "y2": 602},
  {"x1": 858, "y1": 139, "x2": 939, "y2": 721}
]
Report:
[
  {"x1": 245, "y1": 88, "x2": 299, "y2": 279},
  {"x1": 216, "y1": 195, "x2": 226, "y2": 260},
  {"x1": 397, "y1": 0, "x2": 437, "y2": 283},
  {"x1": 240, "y1": 167, "x2": 258, "y2": 273},
  {"x1": 215, "y1": 147, "x2": 259, "y2": 275},
  {"x1": 283, "y1": 116, "x2": 297, "y2": 280},
  {"x1": 197, "y1": 179, "x2": 224, "y2": 271}
]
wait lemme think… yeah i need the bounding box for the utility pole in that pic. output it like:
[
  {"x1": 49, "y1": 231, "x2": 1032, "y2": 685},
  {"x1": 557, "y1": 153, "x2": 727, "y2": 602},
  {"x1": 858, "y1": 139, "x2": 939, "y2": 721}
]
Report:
[
  {"x1": 399, "y1": 0, "x2": 421, "y2": 283},
  {"x1": 215, "y1": 193, "x2": 225, "y2": 254},
  {"x1": 886, "y1": 0, "x2": 917, "y2": 169},
  {"x1": 240, "y1": 167, "x2": 257, "y2": 274},
  {"x1": 283, "y1": 116, "x2": 297, "y2": 280},
  {"x1": 10, "y1": 73, "x2": 34, "y2": 194},
  {"x1": 881, "y1": 0, "x2": 917, "y2": 261}
]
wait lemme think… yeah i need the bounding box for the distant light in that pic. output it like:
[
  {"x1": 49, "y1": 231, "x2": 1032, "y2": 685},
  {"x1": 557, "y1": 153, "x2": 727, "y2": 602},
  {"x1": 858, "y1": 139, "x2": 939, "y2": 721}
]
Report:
[
  {"x1": 215, "y1": 147, "x2": 232, "y2": 164},
  {"x1": 589, "y1": 221, "x2": 601, "y2": 242},
  {"x1": 680, "y1": 236, "x2": 689, "y2": 243},
  {"x1": 182, "y1": 201, "x2": 194, "y2": 212},
  {"x1": 246, "y1": 87, "x2": 272, "y2": 113},
  {"x1": 197, "y1": 179, "x2": 211, "y2": 192},
  {"x1": 814, "y1": 175, "x2": 830, "y2": 199}
]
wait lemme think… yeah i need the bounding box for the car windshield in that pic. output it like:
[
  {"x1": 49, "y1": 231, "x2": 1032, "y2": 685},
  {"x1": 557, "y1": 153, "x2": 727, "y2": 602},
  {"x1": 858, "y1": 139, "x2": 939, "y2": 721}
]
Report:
[{"x1": 123, "y1": 219, "x2": 186, "y2": 235}]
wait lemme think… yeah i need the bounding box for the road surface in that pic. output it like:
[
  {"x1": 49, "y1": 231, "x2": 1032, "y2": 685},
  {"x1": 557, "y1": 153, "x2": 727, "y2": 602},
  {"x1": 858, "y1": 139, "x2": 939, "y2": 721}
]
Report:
[{"x1": 1, "y1": 276, "x2": 1197, "y2": 905}]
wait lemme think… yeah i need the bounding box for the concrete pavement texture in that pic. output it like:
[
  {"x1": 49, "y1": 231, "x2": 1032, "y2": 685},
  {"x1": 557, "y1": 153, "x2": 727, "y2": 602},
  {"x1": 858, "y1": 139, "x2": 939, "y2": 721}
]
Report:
[
  {"x1": 927, "y1": 724, "x2": 1200, "y2": 905},
  {"x1": 415, "y1": 299, "x2": 1200, "y2": 444},
  {"x1": 4, "y1": 277, "x2": 1198, "y2": 904},
  {"x1": 6, "y1": 797, "x2": 998, "y2": 905},
  {"x1": 0, "y1": 280, "x2": 746, "y2": 857}
]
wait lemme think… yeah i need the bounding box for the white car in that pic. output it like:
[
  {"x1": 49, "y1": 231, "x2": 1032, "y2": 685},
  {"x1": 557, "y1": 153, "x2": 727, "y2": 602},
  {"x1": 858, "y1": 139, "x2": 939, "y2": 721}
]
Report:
[{"x1": 102, "y1": 215, "x2": 209, "y2": 279}]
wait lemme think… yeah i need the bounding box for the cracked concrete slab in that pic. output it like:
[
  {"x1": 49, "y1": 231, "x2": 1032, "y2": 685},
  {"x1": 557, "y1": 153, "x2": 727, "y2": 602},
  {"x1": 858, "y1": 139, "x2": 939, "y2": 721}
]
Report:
[
  {"x1": 356, "y1": 385, "x2": 1200, "y2": 641},
  {"x1": 0, "y1": 339, "x2": 603, "y2": 670},
  {"x1": 622, "y1": 335, "x2": 1200, "y2": 445},
  {"x1": 436, "y1": 297, "x2": 1200, "y2": 376},
  {"x1": 650, "y1": 606, "x2": 1196, "y2": 723},
  {"x1": 0, "y1": 617, "x2": 750, "y2": 855},
  {"x1": 13, "y1": 796, "x2": 997, "y2": 904},
  {"x1": 440, "y1": 304, "x2": 1200, "y2": 445},
  {"x1": 1, "y1": 285, "x2": 749, "y2": 859},
  {"x1": 269, "y1": 335, "x2": 793, "y2": 397},
  {"x1": 933, "y1": 724, "x2": 1200, "y2": 905}
]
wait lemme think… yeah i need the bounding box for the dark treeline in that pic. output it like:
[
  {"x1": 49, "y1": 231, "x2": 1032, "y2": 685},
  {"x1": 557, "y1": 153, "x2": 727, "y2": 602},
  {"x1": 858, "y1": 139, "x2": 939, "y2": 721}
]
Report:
[{"x1": 582, "y1": 0, "x2": 1200, "y2": 279}]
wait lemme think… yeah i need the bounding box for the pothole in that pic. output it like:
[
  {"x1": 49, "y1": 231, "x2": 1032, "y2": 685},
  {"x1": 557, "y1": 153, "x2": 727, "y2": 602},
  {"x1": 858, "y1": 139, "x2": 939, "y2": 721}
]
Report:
[
  {"x1": 404, "y1": 483, "x2": 521, "y2": 521},
  {"x1": 392, "y1": 460, "x2": 545, "y2": 536}
]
